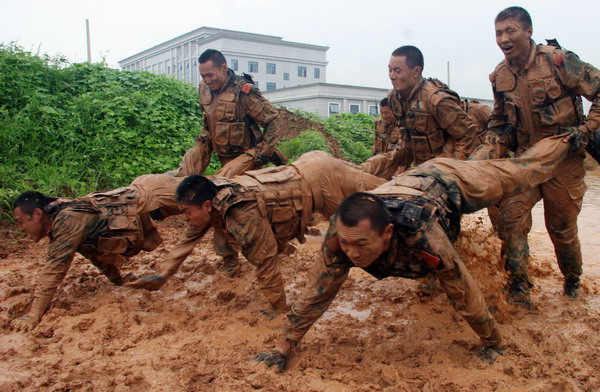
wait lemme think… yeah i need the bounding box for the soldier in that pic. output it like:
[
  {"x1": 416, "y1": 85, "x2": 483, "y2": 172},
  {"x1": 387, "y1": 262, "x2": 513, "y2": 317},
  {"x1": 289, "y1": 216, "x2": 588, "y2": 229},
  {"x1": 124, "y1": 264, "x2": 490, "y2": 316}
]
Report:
[
  {"x1": 254, "y1": 132, "x2": 581, "y2": 371},
  {"x1": 372, "y1": 97, "x2": 404, "y2": 155},
  {"x1": 9, "y1": 183, "x2": 172, "y2": 331},
  {"x1": 126, "y1": 151, "x2": 386, "y2": 313},
  {"x1": 486, "y1": 6, "x2": 600, "y2": 306},
  {"x1": 461, "y1": 99, "x2": 492, "y2": 142},
  {"x1": 175, "y1": 49, "x2": 287, "y2": 177}
]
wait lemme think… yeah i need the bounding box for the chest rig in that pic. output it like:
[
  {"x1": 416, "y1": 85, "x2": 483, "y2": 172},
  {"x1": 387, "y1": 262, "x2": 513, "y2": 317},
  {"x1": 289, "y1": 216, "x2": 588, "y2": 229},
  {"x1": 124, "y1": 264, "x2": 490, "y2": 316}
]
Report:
[
  {"x1": 211, "y1": 166, "x2": 309, "y2": 242},
  {"x1": 492, "y1": 44, "x2": 583, "y2": 152},
  {"x1": 199, "y1": 75, "x2": 257, "y2": 157},
  {"x1": 390, "y1": 78, "x2": 461, "y2": 164}
]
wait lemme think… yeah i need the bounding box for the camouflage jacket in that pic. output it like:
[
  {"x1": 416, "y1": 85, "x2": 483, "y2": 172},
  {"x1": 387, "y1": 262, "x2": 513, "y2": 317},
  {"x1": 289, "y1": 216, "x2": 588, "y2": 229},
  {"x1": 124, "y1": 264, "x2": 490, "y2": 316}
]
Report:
[{"x1": 372, "y1": 117, "x2": 406, "y2": 155}]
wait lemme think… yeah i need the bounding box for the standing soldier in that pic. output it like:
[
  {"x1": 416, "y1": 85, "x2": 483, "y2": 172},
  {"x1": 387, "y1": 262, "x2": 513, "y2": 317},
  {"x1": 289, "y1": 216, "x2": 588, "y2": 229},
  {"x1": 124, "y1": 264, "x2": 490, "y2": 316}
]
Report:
[
  {"x1": 461, "y1": 99, "x2": 492, "y2": 143},
  {"x1": 175, "y1": 49, "x2": 287, "y2": 177},
  {"x1": 254, "y1": 133, "x2": 580, "y2": 371},
  {"x1": 488, "y1": 6, "x2": 600, "y2": 306},
  {"x1": 127, "y1": 151, "x2": 386, "y2": 313},
  {"x1": 372, "y1": 97, "x2": 405, "y2": 155}
]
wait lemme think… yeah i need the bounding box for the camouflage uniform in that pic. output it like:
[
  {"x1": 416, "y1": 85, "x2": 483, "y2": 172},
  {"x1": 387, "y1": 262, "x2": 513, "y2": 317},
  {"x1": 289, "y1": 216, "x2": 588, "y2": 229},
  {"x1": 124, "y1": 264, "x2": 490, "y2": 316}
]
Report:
[
  {"x1": 281, "y1": 135, "x2": 571, "y2": 349},
  {"x1": 176, "y1": 69, "x2": 286, "y2": 176},
  {"x1": 159, "y1": 151, "x2": 386, "y2": 311},
  {"x1": 462, "y1": 99, "x2": 492, "y2": 143},
  {"x1": 488, "y1": 41, "x2": 600, "y2": 290},
  {"x1": 25, "y1": 188, "x2": 163, "y2": 323},
  {"x1": 372, "y1": 117, "x2": 405, "y2": 155}
]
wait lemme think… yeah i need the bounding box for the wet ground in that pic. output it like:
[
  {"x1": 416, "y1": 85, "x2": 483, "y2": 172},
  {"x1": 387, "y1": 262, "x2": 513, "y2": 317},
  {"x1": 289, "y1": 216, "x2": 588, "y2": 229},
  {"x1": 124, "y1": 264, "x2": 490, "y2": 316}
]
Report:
[{"x1": 0, "y1": 170, "x2": 598, "y2": 391}]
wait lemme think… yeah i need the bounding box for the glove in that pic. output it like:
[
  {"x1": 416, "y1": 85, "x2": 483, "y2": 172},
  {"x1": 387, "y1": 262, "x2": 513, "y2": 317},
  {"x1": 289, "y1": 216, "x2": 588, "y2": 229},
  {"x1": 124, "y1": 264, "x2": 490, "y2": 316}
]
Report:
[
  {"x1": 10, "y1": 314, "x2": 39, "y2": 332},
  {"x1": 556, "y1": 126, "x2": 588, "y2": 153},
  {"x1": 253, "y1": 350, "x2": 288, "y2": 372},
  {"x1": 124, "y1": 275, "x2": 167, "y2": 291}
]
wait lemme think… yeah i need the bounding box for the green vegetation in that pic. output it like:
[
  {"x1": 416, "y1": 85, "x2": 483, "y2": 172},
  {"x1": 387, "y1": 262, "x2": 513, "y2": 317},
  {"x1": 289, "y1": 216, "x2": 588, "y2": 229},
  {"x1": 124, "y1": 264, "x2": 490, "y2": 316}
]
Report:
[
  {"x1": 0, "y1": 44, "x2": 376, "y2": 222},
  {"x1": 0, "y1": 44, "x2": 203, "y2": 220}
]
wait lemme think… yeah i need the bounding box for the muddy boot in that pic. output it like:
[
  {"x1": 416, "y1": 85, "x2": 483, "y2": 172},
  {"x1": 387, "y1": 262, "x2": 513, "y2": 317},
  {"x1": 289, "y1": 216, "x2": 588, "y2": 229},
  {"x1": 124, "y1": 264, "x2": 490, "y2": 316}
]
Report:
[
  {"x1": 505, "y1": 279, "x2": 532, "y2": 309},
  {"x1": 564, "y1": 278, "x2": 580, "y2": 300},
  {"x1": 102, "y1": 264, "x2": 124, "y2": 286},
  {"x1": 222, "y1": 254, "x2": 240, "y2": 277},
  {"x1": 477, "y1": 344, "x2": 506, "y2": 364}
]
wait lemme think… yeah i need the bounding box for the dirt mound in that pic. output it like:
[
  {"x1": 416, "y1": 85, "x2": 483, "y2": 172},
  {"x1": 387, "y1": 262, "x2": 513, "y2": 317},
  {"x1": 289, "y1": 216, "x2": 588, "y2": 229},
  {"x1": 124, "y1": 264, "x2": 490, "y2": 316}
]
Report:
[{"x1": 277, "y1": 108, "x2": 342, "y2": 158}]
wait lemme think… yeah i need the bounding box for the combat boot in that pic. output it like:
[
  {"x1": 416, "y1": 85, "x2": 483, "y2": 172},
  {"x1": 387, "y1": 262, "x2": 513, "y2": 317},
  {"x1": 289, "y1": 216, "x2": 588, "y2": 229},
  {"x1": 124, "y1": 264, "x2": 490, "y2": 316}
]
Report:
[
  {"x1": 222, "y1": 254, "x2": 240, "y2": 277},
  {"x1": 505, "y1": 279, "x2": 532, "y2": 309},
  {"x1": 564, "y1": 278, "x2": 580, "y2": 300}
]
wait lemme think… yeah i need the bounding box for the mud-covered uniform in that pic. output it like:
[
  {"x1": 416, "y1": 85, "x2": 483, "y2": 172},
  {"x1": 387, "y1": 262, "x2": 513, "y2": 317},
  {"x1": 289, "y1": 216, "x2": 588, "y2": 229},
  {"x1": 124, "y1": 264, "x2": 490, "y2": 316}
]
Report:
[
  {"x1": 25, "y1": 189, "x2": 162, "y2": 323},
  {"x1": 281, "y1": 135, "x2": 571, "y2": 348},
  {"x1": 359, "y1": 78, "x2": 479, "y2": 179},
  {"x1": 487, "y1": 41, "x2": 600, "y2": 289},
  {"x1": 372, "y1": 117, "x2": 405, "y2": 155},
  {"x1": 159, "y1": 151, "x2": 386, "y2": 310},
  {"x1": 176, "y1": 69, "x2": 286, "y2": 176},
  {"x1": 462, "y1": 99, "x2": 492, "y2": 143}
]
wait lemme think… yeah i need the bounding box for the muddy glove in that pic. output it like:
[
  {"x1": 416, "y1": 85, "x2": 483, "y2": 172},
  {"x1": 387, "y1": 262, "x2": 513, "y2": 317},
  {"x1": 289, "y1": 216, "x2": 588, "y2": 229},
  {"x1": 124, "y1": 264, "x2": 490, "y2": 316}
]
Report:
[
  {"x1": 10, "y1": 314, "x2": 39, "y2": 332},
  {"x1": 556, "y1": 126, "x2": 588, "y2": 153},
  {"x1": 124, "y1": 275, "x2": 167, "y2": 291},
  {"x1": 253, "y1": 350, "x2": 288, "y2": 372}
]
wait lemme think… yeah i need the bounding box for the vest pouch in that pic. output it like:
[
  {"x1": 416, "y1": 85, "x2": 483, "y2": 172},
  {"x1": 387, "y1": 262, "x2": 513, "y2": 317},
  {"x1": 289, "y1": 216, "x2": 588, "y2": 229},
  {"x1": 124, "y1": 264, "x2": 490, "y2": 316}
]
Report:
[
  {"x1": 528, "y1": 79, "x2": 547, "y2": 107},
  {"x1": 428, "y1": 129, "x2": 445, "y2": 153},
  {"x1": 228, "y1": 122, "x2": 248, "y2": 147},
  {"x1": 413, "y1": 112, "x2": 429, "y2": 132},
  {"x1": 97, "y1": 236, "x2": 129, "y2": 254},
  {"x1": 107, "y1": 215, "x2": 139, "y2": 230},
  {"x1": 270, "y1": 205, "x2": 296, "y2": 223},
  {"x1": 543, "y1": 77, "x2": 562, "y2": 99}
]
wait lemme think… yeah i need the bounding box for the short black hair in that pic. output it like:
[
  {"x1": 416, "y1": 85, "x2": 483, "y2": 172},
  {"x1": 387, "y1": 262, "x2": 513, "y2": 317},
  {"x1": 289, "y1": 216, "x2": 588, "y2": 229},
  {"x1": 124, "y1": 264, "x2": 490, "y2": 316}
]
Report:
[
  {"x1": 175, "y1": 175, "x2": 217, "y2": 206},
  {"x1": 391, "y1": 45, "x2": 424, "y2": 70},
  {"x1": 198, "y1": 49, "x2": 227, "y2": 67},
  {"x1": 337, "y1": 192, "x2": 391, "y2": 234},
  {"x1": 13, "y1": 191, "x2": 57, "y2": 215},
  {"x1": 495, "y1": 6, "x2": 532, "y2": 30},
  {"x1": 380, "y1": 97, "x2": 389, "y2": 107}
]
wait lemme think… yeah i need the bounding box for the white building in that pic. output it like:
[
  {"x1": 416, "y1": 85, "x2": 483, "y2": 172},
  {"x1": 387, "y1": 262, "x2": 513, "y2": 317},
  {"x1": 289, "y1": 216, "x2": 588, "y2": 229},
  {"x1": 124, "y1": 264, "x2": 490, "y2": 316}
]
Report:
[{"x1": 118, "y1": 27, "x2": 329, "y2": 91}]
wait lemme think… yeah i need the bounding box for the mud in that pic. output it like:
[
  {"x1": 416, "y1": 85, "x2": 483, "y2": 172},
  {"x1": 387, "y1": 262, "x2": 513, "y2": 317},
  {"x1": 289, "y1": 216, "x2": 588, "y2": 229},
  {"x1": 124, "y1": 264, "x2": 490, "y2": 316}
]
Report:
[{"x1": 1, "y1": 171, "x2": 599, "y2": 392}]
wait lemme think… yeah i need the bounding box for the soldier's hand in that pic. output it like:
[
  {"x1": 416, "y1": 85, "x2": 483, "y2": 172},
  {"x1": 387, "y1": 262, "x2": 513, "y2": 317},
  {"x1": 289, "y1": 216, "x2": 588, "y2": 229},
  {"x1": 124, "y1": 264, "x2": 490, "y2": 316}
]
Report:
[
  {"x1": 253, "y1": 350, "x2": 288, "y2": 372},
  {"x1": 557, "y1": 126, "x2": 588, "y2": 152},
  {"x1": 124, "y1": 275, "x2": 167, "y2": 291},
  {"x1": 9, "y1": 315, "x2": 39, "y2": 332},
  {"x1": 259, "y1": 144, "x2": 275, "y2": 158}
]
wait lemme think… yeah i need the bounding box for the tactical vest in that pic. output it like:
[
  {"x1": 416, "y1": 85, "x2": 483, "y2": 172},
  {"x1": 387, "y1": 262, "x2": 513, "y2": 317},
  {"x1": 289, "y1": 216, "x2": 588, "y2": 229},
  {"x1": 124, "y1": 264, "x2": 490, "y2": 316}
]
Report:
[
  {"x1": 374, "y1": 118, "x2": 403, "y2": 154},
  {"x1": 46, "y1": 188, "x2": 145, "y2": 258},
  {"x1": 199, "y1": 75, "x2": 257, "y2": 157},
  {"x1": 491, "y1": 44, "x2": 583, "y2": 152},
  {"x1": 391, "y1": 78, "x2": 462, "y2": 164},
  {"x1": 211, "y1": 165, "x2": 311, "y2": 243}
]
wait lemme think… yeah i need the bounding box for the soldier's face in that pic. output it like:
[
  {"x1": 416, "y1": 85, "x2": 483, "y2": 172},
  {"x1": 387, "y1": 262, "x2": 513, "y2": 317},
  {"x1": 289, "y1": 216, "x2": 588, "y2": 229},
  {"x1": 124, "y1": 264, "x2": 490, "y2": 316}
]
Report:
[
  {"x1": 380, "y1": 106, "x2": 396, "y2": 126},
  {"x1": 495, "y1": 18, "x2": 532, "y2": 64},
  {"x1": 13, "y1": 207, "x2": 48, "y2": 242},
  {"x1": 336, "y1": 217, "x2": 393, "y2": 268},
  {"x1": 388, "y1": 55, "x2": 421, "y2": 98},
  {"x1": 179, "y1": 201, "x2": 213, "y2": 230},
  {"x1": 199, "y1": 60, "x2": 229, "y2": 91}
]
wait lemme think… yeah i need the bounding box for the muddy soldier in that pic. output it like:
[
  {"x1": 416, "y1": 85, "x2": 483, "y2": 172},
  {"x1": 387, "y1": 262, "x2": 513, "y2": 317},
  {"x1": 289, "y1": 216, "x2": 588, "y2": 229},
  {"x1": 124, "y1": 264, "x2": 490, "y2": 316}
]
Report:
[
  {"x1": 127, "y1": 151, "x2": 386, "y2": 313},
  {"x1": 487, "y1": 6, "x2": 600, "y2": 306},
  {"x1": 8, "y1": 181, "x2": 178, "y2": 331},
  {"x1": 372, "y1": 97, "x2": 404, "y2": 155},
  {"x1": 254, "y1": 133, "x2": 581, "y2": 370},
  {"x1": 175, "y1": 49, "x2": 286, "y2": 177},
  {"x1": 462, "y1": 99, "x2": 492, "y2": 142}
]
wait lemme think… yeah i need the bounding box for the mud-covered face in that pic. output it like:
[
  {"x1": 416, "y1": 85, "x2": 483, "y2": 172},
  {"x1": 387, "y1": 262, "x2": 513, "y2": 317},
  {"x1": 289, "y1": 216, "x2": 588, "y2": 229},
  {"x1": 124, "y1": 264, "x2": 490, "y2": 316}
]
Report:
[
  {"x1": 495, "y1": 18, "x2": 532, "y2": 66},
  {"x1": 388, "y1": 55, "x2": 421, "y2": 98},
  {"x1": 380, "y1": 106, "x2": 396, "y2": 126},
  {"x1": 179, "y1": 201, "x2": 213, "y2": 230},
  {"x1": 199, "y1": 60, "x2": 229, "y2": 92},
  {"x1": 336, "y1": 217, "x2": 393, "y2": 268},
  {"x1": 13, "y1": 207, "x2": 48, "y2": 242}
]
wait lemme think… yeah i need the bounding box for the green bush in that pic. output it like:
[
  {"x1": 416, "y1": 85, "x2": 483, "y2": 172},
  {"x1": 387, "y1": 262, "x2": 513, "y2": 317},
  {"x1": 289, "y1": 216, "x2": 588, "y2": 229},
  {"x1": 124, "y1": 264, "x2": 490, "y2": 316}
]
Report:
[
  {"x1": 277, "y1": 130, "x2": 330, "y2": 163},
  {"x1": 323, "y1": 113, "x2": 374, "y2": 163}
]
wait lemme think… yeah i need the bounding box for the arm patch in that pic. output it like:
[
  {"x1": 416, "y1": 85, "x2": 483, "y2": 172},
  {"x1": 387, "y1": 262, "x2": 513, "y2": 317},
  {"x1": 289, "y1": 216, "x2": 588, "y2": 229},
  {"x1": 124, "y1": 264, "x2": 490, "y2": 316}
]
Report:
[{"x1": 241, "y1": 83, "x2": 254, "y2": 94}]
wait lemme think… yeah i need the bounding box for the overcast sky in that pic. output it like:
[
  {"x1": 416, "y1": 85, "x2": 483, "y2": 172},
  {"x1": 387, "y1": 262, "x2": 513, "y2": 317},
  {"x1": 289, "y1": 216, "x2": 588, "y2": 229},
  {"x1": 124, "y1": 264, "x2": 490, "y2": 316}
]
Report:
[{"x1": 2, "y1": 0, "x2": 599, "y2": 100}]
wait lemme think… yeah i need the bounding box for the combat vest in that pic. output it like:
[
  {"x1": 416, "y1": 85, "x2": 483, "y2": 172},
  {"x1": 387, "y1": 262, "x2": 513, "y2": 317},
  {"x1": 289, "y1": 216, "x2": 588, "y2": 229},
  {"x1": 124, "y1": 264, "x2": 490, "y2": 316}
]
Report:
[
  {"x1": 199, "y1": 72, "x2": 258, "y2": 157},
  {"x1": 211, "y1": 165, "x2": 312, "y2": 243},
  {"x1": 490, "y1": 43, "x2": 584, "y2": 152},
  {"x1": 373, "y1": 118, "x2": 403, "y2": 154},
  {"x1": 45, "y1": 188, "x2": 146, "y2": 258},
  {"x1": 390, "y1": 78, "x2": 462, "y2": 164}
]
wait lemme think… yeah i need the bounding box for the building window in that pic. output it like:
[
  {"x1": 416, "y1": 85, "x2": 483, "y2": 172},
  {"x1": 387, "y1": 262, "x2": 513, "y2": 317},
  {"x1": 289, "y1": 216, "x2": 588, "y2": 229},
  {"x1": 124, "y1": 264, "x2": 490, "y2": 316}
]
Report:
[
  {"x1": 266, "y1": 63, "x2": 276, "y2": 74},
  {"x1": 231, "y1": 59, "x2": 238, "y2": 71},
  {"x1": 266, "y1": 82, "x2": 276, "y2": 91},
  {"x1": 369, "y1": 105, "x2": 378, "y2": 116},
  {"x1": 349, "y1": 104, "x2": 360, "y2": 114},
  {"x1": 248, "y1": 61, "x2": 258, "y2": 73},
  {"x1": 329, "y1": 103, "x2": 340, "y2": 115},
  {"x1": 255, "y1": 81, "x2": 259, "y2": 88},
  {"x1": 298, "y1": 66, "x2": 307, "y2": 77},
  {"x1": 283, "y1": 72, "x2": 290, "y2": 81},
  {"x1": 314, "y1": 68, "x2": 320, "y2": 79}
]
